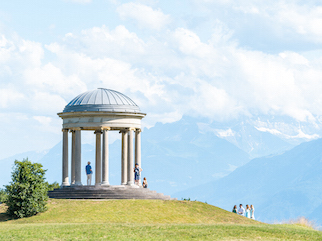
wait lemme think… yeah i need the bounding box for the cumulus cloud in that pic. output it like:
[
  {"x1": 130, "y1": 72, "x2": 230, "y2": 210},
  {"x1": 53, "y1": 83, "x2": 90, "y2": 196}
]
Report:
[
  {"x1": 190, "y1": 0, "x2": 322, "y2": 49},
  {"x1": 24, "y1": 62, "x2": 87, "y2": 96},
  {"x1": 117, "y1": 2, "x2": 171, "y2": 30},
  {"x1": 2, "y1": 0, "x2": 322, "y2": 158},
  {"x1": 27, "y1": 23, "x2": 322, "y2": 126},
  {"x1": 0, "y1": 88, "x2": 24, "y2": 108}
]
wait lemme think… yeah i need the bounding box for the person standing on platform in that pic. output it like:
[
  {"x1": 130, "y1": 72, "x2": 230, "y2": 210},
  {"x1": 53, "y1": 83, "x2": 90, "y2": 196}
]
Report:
[
  {"x1": 134, "y1": 163, "x2": 142, "y2": 186},
  {"x1": 85, "y1": 162, "x2": 93, "y2": 186}
]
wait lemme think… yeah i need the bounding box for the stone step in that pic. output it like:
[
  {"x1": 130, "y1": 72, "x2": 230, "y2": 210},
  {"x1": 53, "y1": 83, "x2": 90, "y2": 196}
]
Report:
[
  {"x1": 49, "y1": 192, "x2": 166, "y2": 197},
  {"x1": 49, "y1": 194, "x2": 172, "y2": 199},
  {"x1": 48, "y1": 193, "x2": 172, "y2": 199},
  {"x1": 50, "y1": 196, "x2": 171, "y2": 200},
  {"x1": 48, "y1": 186, "x2": 176, "y2": 200},
  {"x1": 48, "y1": 190, "x2": 162, "y2": 196}
]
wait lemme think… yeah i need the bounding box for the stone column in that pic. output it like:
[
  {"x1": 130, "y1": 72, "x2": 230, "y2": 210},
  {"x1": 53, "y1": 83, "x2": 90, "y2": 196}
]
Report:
[
  {"x1": 71, "y1": 130, "x2": 76, "y2": 185},
  {"x1": 127, "y1": 128, "x2": 134, "y2": 186},
  {"x1": 135, "y1": 129, "x2": 142, "y2": 186},
  {"x1": 101, "y1": 128, "x2": 110, "y2": 186},
  {"x1": 95, "y1": 130, "x2": 102, "y2": 186},
  {"x1": 62, "y1": 129, "x2": 69, "y2": 186},
  {"x1": 121, "y1": 129, "x2": 128, "y2": 185},
  {"x1": 74, "y1": 129, "x2": 82, "y2": 185}
]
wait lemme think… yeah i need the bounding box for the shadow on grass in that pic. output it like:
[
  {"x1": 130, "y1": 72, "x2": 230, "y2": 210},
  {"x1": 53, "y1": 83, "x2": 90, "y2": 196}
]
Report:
[
  {"x1": 0, "y1": 204, "x2": 15, "y2": 222},
  {"x1": 0, "y1": 213, "x2": 15, "y2": 222}
]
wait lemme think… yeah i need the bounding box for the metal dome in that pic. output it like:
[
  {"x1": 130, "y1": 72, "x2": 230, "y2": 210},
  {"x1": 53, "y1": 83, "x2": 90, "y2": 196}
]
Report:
[{"x1": 63, "y1": 88, "x2": 141, "y2": 113}]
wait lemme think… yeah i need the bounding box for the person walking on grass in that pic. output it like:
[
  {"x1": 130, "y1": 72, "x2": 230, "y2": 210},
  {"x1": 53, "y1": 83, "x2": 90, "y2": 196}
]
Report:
[
  {"x1": 250, "y1": 205, "x2": 255, "y2": 220},
  {"x1": 85, "y1": 162, "x2": 93, "y2": 186},
  {"x1": 134, "y1": 163, "x2": 142, "y2": 186},
  {"x1": 238, "y1": 204, "x2": 245, "y2": 216},
  {"x1": 232, "y1": 205, "x2": 238, "y2": 214},
  {"x1": 245, "y1": 204, "x2": 251, "y2": 218}
]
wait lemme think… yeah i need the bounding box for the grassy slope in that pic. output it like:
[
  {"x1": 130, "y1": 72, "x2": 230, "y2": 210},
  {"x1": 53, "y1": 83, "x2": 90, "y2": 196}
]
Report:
[{"x1": 0, "y1": 199, "x2": 321, "y2": 240}]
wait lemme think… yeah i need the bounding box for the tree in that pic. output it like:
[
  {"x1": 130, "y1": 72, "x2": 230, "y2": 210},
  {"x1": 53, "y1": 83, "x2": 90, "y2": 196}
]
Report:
[{"x1": 5, "y1": 158, "x2": 48, "y2": 218}]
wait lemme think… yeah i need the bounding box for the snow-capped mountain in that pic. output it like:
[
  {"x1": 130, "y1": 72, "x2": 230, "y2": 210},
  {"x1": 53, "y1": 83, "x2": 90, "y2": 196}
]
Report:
[{"x1": 198, "y1": 115, "x2": 321, "y2": 158}]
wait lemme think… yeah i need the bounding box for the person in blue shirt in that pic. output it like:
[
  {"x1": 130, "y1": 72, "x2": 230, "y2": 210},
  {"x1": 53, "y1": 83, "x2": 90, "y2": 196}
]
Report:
[
  {"x1": 133, "y1": 163, "x2": 142, "y2": 186},
  {"x1": 85, "y1": 162, "x2": 93, "y2": 186}
]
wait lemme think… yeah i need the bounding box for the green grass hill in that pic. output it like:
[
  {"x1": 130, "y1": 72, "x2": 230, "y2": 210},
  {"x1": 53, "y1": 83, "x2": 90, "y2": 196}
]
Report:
[{"x1": 0, "y1": 199, "x2": 321, "y2": 240}]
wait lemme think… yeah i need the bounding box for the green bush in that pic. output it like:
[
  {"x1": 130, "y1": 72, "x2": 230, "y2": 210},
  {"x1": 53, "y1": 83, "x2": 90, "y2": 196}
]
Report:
[{"x1": 5, "y1": 158, "x2": 48, "y2": 218}]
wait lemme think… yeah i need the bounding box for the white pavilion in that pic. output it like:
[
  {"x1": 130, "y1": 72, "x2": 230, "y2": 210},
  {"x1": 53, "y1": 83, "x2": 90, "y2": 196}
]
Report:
[{"x1": 57, "y1": 88, "x2": 146, "y2": 187}]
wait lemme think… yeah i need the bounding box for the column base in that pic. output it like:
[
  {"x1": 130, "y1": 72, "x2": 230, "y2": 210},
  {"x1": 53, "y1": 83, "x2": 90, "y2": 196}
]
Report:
[
  {"x1": 73, "y1": 182, "x2": 83, "y2": 186},
  {"x1": 62, "y1": 182, "x2": 70, "y2": 186},
  {"x1": 127, "y1": 182, "x2": 137, "y2": 187},
  {"x1": 101, "y1": 181, "x2": 110, "y2": 186}
]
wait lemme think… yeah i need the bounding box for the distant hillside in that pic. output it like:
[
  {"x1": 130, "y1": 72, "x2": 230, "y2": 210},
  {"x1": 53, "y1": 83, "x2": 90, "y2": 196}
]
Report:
[{"x1": 174, "y1": 138, "x2": 322, "y2": 225}]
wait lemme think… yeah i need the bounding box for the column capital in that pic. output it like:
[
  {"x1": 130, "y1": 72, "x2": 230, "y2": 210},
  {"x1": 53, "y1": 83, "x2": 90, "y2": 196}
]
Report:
[
  {"x1": 71, "y1": 127, "x2": 81, "y2": 131},
  {"x1": 69, "y1": 130, "x2": 75, "y2": 133},
  {"x1": 62, "y1": 128, "x2": 69, "y2": 132},
  {"x1": 94, "y1": 130, "x2": 102, "y2": 134},
  {"x1": 119, "y1": 128, "x2": 129, "y2": 134},
  {"x1": 129, "y1": 127, "x2": 136, "y2": 131},
  {"x1": 101, "y1": 127, "x2": 111, "y2": 131},
  {"x1": 135, "y1": 128, "x2": 141, "y2": 133}
]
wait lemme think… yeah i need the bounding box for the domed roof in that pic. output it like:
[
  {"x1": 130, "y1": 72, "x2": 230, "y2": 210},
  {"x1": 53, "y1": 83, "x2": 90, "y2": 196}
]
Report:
[{"x1": 63, "y1": 88, "x2": 141, "y2": 113}]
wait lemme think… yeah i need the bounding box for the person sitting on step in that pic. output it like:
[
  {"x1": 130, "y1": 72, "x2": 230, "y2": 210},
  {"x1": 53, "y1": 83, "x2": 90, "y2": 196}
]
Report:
[{"x1": 142, "y1": 177, "x2": 148, "y2": 188}]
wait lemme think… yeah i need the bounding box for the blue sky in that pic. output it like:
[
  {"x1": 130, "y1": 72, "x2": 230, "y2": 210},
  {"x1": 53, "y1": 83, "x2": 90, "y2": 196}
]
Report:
[{"x1": 1, "y1": 0, "x2": 322, "y2": 159}]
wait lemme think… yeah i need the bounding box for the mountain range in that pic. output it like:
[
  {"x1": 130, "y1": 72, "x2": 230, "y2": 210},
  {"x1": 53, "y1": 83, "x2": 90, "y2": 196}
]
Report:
[
  {"x1": 1, "y1": 116, "x2": 320, "y2": 225},
  {"x1": 174, "y1": 138, "x2": 322, "y2": 226}
]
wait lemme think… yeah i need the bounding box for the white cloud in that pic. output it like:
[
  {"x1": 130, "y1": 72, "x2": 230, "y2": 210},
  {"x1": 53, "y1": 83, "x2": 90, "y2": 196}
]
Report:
[
  {"x1": 24, "y1": 62, "x2": 87, "y2": 96},
  {"x1": 2, "y1": 1, "x2": 322, "y2": 158},
  {"x1": 39, "y1": 23, "x2": 322, "y2": 125},
  {"x1": 29, "y1": 92, "x2": 67, "y2": 114},
  {"x1": 173, "y1": 28, "x2": 212, "y2": 58},
  {"x1": 273, "y1": 3, "x2": 322, "y2": 40},
  {"x1": 0, "y1": 88, "x2": 24, "y2": 108},
  {"x1": 191, "y1": 0, "x2": 322, "y2": 45},
  {"x1": 117, "y1": 2, "x2": 171, "y2": 30}
]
